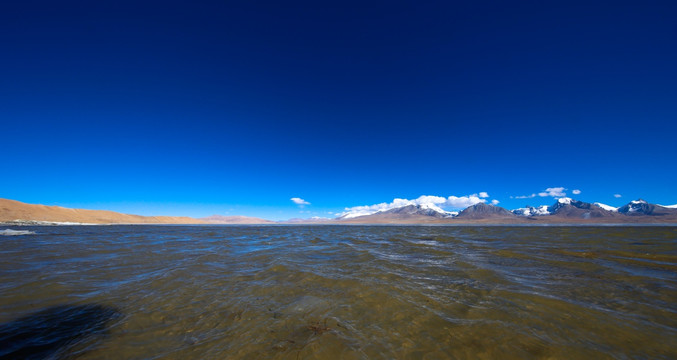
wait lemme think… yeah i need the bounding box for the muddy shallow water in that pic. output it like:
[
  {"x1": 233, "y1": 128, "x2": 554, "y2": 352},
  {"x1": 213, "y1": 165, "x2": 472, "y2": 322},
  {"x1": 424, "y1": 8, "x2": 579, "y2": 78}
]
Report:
[{"x1": 1, "y1": 225, "x2": 675, "y2": 359}]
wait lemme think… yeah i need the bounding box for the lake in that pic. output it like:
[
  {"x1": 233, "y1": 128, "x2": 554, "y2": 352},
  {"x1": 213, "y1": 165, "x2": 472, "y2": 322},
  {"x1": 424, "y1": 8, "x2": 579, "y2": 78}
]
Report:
[{"x1": 1, "y1": 225, "x2": 675, "y2": 359}]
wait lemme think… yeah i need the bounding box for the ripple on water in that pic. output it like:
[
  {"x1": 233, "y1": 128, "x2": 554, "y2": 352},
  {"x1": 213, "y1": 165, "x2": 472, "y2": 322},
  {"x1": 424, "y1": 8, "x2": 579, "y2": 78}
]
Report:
[{"x1": 0, "y1": 225, "x2": 675, "y2": 359}]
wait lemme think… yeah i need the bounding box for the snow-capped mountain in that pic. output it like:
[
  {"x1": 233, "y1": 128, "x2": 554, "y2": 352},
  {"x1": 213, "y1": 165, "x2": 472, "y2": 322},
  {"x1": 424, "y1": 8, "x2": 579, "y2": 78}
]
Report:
[
  {"x1": 511, "y1": 198, "x2": 580, "y2": 217},
  {"x1": 512, "y1": 205, "x2": 550, "y2": 216},
  {"x1": 337, "y1": 203, "x2": 455, "y2": 220},
  {"x1": 508, "y1": 198, "x2": 677, "y2": 220},
  {"x1": 549, "y1": 198, "x2": 617, "y2": 219},
  {"x1": 512, "y1": 198, "x2": 616, "y2": 219},
  {"x1": 618, "y1": 199, "x2": 649, "y2": 214},
  {"x1": 335, "y1": 197, "x2": 677, "y2": 223},
  {"x1": 617, "y1": 199, "x2": 677, "y2": 216},
  {"x1": 548, "y1": 197, "x2": 584, "y2": 213},
  {"x1": 381, "y1": 204, "x2": 456, "y2": 218}
]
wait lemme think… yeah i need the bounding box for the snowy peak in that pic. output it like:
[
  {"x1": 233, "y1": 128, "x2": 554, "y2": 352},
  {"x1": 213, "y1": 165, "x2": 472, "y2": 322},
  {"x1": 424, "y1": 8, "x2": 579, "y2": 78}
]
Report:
[
  {"x1": 511, "y1": 198, "x2": 677, "y2": 219},
  {"x1": 338, "y1": 203, "x2": 455, "y2": 220},
  {"x1": 512, "y1": 198, "x2": 618, "y2": 219},
  {"x1": 547, "y1": 198, "x2": 618, "y2": 219},
  {"x1": 594, "y1": 203, "x2": 618, "y2": 212},
  {"x1": 382, "y1": 204, "x2": 455, "y2": 218},
  {"x1": 618, "y1": 199, "x2": 677, "y2": 216},
  {"x1": 548, "y1": 198, "x2": 594, "y2": 213},
  {"x1": 512, "y1": 205, "x2": 550, "y2": 216},
  {"x1": 337, "y1": 197, "x2": 677, "y2": 222}
]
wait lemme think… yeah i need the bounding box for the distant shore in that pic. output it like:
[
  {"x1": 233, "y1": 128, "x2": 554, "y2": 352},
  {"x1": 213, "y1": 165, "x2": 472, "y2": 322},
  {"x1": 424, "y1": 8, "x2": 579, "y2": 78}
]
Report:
[
  {"x1": 3, "y1": 220, "x2": 677, "y2": 227},
  {"x1": 2, "y1": 198, "x2": 677, "y2": 226}
]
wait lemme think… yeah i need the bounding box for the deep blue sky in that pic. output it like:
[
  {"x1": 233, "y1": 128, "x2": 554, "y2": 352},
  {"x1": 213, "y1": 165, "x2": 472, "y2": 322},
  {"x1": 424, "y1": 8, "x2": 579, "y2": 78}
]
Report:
[{"x1": 1, "y1": 0, "x2": 676, "y2": 220}]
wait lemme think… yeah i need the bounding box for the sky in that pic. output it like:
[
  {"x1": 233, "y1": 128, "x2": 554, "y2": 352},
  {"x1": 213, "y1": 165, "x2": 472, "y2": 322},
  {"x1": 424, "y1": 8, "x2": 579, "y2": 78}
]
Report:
[{"x1": 1, "y1": 0, "x2": 676, "y2": 220}]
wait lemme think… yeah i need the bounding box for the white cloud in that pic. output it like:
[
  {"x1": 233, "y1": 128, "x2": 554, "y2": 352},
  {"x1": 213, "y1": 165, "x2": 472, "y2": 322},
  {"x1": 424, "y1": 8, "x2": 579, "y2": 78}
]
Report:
[
  {"x1": 572, "y1": 189, "x2": 581, "y2": 195},
  {"x1": 479, "y1": 192, "x2": 489, "y2": 198},
  {"x1": 290, "y1": 197, "x2": 310, "y2": 206},
  {"x1": 614, "y1": 194, "x2": 622, "y2": 198},
  {"x1": 511, "y1": 194, "x2": 536, "y2": 199},
  {"x1": 446, "y1": 194, "x2": 485, "y2": 208},
  {"x1": 538, "y1": 187, "x2": 567, "y2": 197},
  {"x1": 513, "y1": 187, "x2": 569, "y2": 199},
  {"x1": 414, "y1": 195, "x2": 448, "y2": 204},
  {"x1": 491, "y1": 199, "x2": 500, "y2": 205},
  {"x1": 339, "y1": 194, "x2": 486, "y2": 219}
]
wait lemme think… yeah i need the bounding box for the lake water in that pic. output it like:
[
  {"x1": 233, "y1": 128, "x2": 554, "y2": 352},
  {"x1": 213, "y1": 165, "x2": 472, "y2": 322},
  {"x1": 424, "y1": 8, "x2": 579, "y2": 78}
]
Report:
[{"x1": 1, "y1": 225, "x2": 675, "y2": 359}]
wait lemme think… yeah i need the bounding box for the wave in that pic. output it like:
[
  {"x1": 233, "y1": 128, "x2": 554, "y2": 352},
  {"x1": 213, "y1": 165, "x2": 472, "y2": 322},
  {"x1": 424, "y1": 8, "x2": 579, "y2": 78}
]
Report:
[{"x1": 0, "y1": 229, "x2": 36, "y2": 236}]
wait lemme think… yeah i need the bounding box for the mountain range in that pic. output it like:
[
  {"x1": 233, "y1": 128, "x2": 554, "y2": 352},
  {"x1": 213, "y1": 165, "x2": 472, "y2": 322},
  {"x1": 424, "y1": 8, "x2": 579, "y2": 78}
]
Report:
[
  {"x1": 336, "y1": 198, "x2": 677, "y2": 224},
  {"x1": 2, "y1": 197, "x2": 677, "y2": 225}
]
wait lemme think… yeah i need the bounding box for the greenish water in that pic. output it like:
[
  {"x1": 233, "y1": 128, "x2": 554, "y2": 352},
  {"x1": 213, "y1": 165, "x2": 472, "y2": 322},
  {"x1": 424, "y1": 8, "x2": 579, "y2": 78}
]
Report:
[{"x1": 1, "y1": 225, "x2": 675, "y2": 359}]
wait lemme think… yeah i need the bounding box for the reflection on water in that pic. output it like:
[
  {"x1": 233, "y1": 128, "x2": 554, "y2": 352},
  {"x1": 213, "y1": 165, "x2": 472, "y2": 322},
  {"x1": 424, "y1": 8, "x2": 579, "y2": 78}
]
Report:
[
  {"x1": 0, "y1": 225, "x2": 675, "y2": 359},
  {"x1": 0, "y1": 304, "x2": 121, "y2": 360}
]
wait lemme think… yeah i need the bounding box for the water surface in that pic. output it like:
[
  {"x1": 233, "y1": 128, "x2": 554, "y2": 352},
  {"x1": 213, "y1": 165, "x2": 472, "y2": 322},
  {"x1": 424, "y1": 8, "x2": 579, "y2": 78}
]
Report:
[{"x1": 1, "y1": 225, "x2": 675, "y2": 359}]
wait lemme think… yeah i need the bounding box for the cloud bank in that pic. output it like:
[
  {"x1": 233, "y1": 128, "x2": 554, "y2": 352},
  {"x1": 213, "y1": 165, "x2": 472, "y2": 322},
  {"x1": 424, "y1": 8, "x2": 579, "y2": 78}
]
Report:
[{"x1": 339, "y1": 193, "x2": 489, "y2": 219}]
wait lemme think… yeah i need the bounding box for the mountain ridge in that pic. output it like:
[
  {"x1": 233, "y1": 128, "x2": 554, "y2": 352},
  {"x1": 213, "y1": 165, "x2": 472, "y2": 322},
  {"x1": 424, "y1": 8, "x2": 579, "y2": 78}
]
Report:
[
  {"x1": 2, "y1": 197, "x2": 677, "y2": 225},
  {"x1": 338, "y1": 198, "x2": 677, "y2": 224}
]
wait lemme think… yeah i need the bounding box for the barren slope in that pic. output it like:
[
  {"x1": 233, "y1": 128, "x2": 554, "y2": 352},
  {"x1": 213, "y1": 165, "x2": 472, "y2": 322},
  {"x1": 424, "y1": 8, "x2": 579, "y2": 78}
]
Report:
[{"x1": 0, "y1": 198, "x2": 206, "y2": 224}]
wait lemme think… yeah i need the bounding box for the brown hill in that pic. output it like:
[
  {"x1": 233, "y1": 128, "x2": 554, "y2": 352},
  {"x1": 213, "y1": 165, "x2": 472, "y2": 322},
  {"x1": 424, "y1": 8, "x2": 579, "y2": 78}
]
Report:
[
  {"x1": 0, "y1": 198, "x2": 206, "y2": 224},
  {"x1": 456, "y1": 203, "x2": 516, "y2": 219}
]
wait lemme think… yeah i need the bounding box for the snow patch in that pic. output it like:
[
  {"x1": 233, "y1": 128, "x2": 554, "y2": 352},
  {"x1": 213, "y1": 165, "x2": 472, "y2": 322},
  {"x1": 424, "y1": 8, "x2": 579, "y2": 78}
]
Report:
[
  {"x1": 418, "y1": 202, "x2": 447, "y2": 213},
  {"x1": 511, "y1": 208, "x2": 531, "y2": 216},
  {"x1": 594, "y1": 203, "x2": 618, "y2": 212},
  {"x1": 658, "y1": 204, "x2": 677, "y2": 209},
  {"x1": 557, "y1": 197, "x2": 573, "y2": 205},
  {"x1": 533, "y1": 205, "x2": 551, "y2": 215}
]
